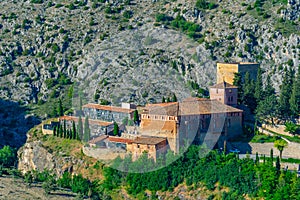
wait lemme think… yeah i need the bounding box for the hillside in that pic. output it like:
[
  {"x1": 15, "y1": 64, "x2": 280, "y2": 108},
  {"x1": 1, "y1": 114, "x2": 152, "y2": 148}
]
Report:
[{"x1": 0, "y1": 0, "x2": 299, "y2": 113}]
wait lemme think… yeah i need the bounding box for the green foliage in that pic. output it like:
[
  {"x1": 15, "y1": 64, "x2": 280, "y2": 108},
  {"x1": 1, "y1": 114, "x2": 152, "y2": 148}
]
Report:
[
  {"x1": 284, "y1": 121, "x2": 300, "y2": 136},
  {"x1": 274, "y1": 139, "x2": 288, "y2": 159},
  {"x1": 83, "y1": 116, "x2": 90, "y2": 142},
  {"x1": 133, "y1": 110, "x2": 139, "y2": 125},
  {"x1": 113, "y1": 122, "x2": 119, "y2": 136},
  {"x1": 0, "y1": 146, "x2": 16, "y2": 167}
]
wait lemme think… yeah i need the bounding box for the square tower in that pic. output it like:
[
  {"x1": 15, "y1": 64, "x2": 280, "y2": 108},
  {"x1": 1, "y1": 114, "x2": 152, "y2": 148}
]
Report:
[
  {"x1": 209, "y1": 82, "x2": 238, "y2": 107},
  {"x1": 217, "y1": 62, "x2": 259, "y2": 84}
]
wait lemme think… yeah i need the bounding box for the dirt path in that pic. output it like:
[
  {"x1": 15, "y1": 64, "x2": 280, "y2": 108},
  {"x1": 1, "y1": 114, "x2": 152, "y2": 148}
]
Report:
[{"x1": 0, "y1": 176, "x2": 76, "y2": 200}]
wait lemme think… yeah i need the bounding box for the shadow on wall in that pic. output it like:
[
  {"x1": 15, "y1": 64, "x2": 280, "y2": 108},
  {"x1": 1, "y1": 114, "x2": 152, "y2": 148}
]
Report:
[{"x1": 0, "y1": 99, "x2": 41, "y2": 149}]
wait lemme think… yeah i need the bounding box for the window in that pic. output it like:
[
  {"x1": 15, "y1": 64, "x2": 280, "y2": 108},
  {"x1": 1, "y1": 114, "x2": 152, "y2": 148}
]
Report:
[
  {"x1": 231, "y1": 96, "x2": 233, "y2": 101},
  {"x1": 137, "y1": 144, "x2": 140, "y2": 148},
  {"x1": 228, "y1": 97, "x2": 230, "y2": 102}
]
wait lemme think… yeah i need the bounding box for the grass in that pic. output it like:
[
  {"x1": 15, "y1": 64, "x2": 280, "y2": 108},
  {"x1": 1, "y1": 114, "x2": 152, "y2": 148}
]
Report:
[
  {"x1": 250, "y1": 134, "x2": 279, "y2": 143},
  {"x1": 260, "y1": 157, "x2": 300, "y2": 164},
  {"x1": 261, "y1": 127, "x2": 300, "y2": 143}
]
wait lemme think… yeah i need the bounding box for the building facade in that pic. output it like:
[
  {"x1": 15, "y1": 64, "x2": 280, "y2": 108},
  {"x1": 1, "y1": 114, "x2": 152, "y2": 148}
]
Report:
[
  {"x1": 82, "y1": 103, "x2": 135, "y2": 123},
  {"x1": 209, "y1": 82, "x2": 238, "y2": 107}
]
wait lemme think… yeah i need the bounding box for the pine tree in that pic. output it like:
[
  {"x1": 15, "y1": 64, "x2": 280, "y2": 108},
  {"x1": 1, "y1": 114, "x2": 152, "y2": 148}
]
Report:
[
  {"x1": 113, "y1": 122, "x2": 119, "y2": 136},
  {"x1": 243, "y1": 72, "x2": 256, "y2": 111},
  {"x1": 264, "y1": 74, "x2": 275, "y2": 97},
  {"x1": 72, "y1": 121, "x2": 76, "y2": 140},
  {"x1": 162, "y1": 96, "x2": 165, "y2": 103},
  {"x1": 289, "y1": 66, "x2": 300, "y2": 117},
  {"x1": 278, "y1": 67, "x2": 293, "y2": 119},
  {"x1": 83, "y1": 116, "x2": 90, "y2": 142},
  {"x1": 172, "y1": 94, "x2": 177, "y2": 102},
  {"x1": 57, "y1": 98, "x2": 64, "y2": 117},
  {"x1": 233, "y1": 72, "x2": 243, "y2": 104},
  {"x1": 254, "y1": 67, "x2": 263, "y2": 103},
  {"x1": 255, "y1": 93, "x2": 278, "y2": 125},
  {"x1": 166, "y1": 97, "x2": 171, "y2": 103},
  {"x1": 77, "y1": 116, "x2": 83, "y2": 140}
]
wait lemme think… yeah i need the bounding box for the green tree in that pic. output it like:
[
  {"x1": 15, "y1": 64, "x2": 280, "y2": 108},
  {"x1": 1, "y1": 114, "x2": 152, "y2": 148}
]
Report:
[
  {"x1": 72, "y1": 121, "x2": 76, "y2": 139},
  {"x1": 77, "y1": 116, "x2": 83, "y2": 140},
  {"x1": 289, "y1": 66, "x2": 300, "y2": 117},
  {"x1": 0, "y1": 146, "x2": 16, "y2": 167},
  {"x1": 133, "y1": 110, "x2": 139, "y2": 125},
  {"x1": 243, "y1": 72, "x2": 256, "y2": 111},
  {"x1": 59, "y1": 124, "x2": 63, "y2": 137},
  {"x1": 63, "y1": 120, "x2": 67, "y2": 138},
  {"x1": 284, "y1": 121, "x2": 299, "y2": 136},
  {"x1": 275, "y1": 156, "x2": 281, "y2": 173},
  {"x1": 57, "y1": 98, "x2": 64, "y2": 116},
  {"x1": 255, "y1": 94, "x2": 278, "y2": 125},
  {"x1": 196, "y1": 0, "x2": 207, "y2": 9},
  {"x1": 53, "y1": 126, "x2": 56, "y2": 137},
  {"x1": 233, "y1": 72, "x2": 243, "y2": 104},
  {"x1": 113, "y1": 122, "x2": 119, "y2": 136},
  {"x1": 278, "y1": 67, "x2": 293, "y2": 119},
  {"x1": 162, "y1": 96, "x2": 165, "y2": 103},
  {"x1": 264, "y1": 74, "x2": 275, "y2": 97},
  {"x1": 274, "y1": 139, "x2": 288, "y2": 159},
  {"x1": 83, "y1": 116, "x2": 90, "y2": 142},
  {"x1": 172, "y1": 94, "x2": 177, "y2": 102},
  {"x1": 254, "y1": 67, "x2": 263, "y2": 103}
]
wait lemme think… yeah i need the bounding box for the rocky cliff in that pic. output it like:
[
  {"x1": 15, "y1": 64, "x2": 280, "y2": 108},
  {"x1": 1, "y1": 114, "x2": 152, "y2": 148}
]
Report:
[{"x1": 0, "y1": 0, "x2": 299, "y2": 109}]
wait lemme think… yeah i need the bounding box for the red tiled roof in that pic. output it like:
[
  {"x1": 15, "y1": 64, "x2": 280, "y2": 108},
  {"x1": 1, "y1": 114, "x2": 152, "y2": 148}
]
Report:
[
  {"x1": 179, "y1": 98, "x2": 243, "y2": 115},
  {"x1": 82, "y1": 103, "x2": 135, "y2": 114},
  {"x1": 143, "y1": 102, "x2": 179, "y2": 116},
  {"x1": 132, "y1": 137, "x2": 166, "y2": 145},
  {"x1": 59, "y1": 116, "x2": 113, "y2": 127},
  {"x1": 89, "y1": 135, "x2": 108, "y2": 144},
  {"x1": 108, "y1": 136, "x2": 133, "y2": 144}
]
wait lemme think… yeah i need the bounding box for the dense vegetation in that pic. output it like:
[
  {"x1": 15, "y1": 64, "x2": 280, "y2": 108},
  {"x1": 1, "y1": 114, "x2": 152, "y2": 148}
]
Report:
[
  {"x1": 233, "y1": 65, "x2": 300, "y2": 126},
  {"x1": 101, "y1": 145, "x2": 300, "y2": 199}
]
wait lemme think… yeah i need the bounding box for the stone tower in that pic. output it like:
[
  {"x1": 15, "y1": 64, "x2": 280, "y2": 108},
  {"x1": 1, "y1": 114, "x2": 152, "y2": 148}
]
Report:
[
  {"x1": 216, "y1": 62, "x2": 259, "y2": 84},
  {"x1": 209, "y1": 82, "x2": 238, "y2": 107}
]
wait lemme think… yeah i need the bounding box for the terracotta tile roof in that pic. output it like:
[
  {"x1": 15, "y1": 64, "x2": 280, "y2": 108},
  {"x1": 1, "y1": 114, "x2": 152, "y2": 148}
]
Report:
[
  {"x1": 82, "y1": 103, "x2": 135, "y2": 114},
  {"x1": 143, "y1": 102, "x2": 179, "y2": 116},
  {"x1": 59, "y1": 116, "x2": 113, "y2": 127},
  {"x1": 108, "y1": 136, "x2": 133, "y2": 144},
  {"x1": 132, "y1": 137, "x2": 166, "y2": 145},
  {"x1": 210, "y1": 82, "x2": 237, "y2": 89},
  {"x1": 179, "y1": 98, "x2": 243, "y2": 115},
  {"x1": 89, "y1": 135, "x2": 108, "y2": 144}
]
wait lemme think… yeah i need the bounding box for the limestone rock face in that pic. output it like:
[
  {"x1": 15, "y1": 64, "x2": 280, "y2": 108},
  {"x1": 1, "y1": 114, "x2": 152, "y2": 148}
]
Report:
[{"x1": 17, "y1": 141, "x2": 83, "y2": 177}]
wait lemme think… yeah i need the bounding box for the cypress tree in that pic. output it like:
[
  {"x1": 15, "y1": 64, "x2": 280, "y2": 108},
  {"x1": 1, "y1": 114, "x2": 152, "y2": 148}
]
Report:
[
  {"x1": 63, "y1": 120, "x2": 67, "y2": 138},
  {"x1": 53, "y1": 126, "x2": 56, "y2": 137},
  {"x1": 57, "y1": 124, "x2": 60, "y2": 137},
  {"x1": 270, "y1": 148, "x2": 274, "y2": 163},
  {"x1": 113, "y1": 122, "x2": 119, "y2": 136},
  {"x1": 254, "y1": 67, "x2": 263, "y2": 103},
  {"x1": 133, "y1": 110, "x2": 139, "y2": 125},
  {"x1": 162, "y1": 96, "x2": 165, "y2": 103},
  {"x1": 59, "y1": 124, "x2": 63, "y2": 138},
  {"x1": 77, "y1": 116, "x2": 83, "y2": 141},
  {"x1": 255, "y1": 152, "x2": 259, "y2": 165},
  {"x1": 83, "y1": 116, "x2": 90, "y2": 142},
  {"x1": 243, "y1": 72, "x2": 256, "y2": 111},
  {"x1": 289, "y1": 66, "x2": 300, "y2": 117},
  {"x1": 264, "y1": 74, "x2": 275, "y2": 97},
  {"x1": 166, "y1": 97, "x2": 171, "y2": 103},
  {"x1": 278, "y1": 67, "x2": 293, "y2": 119},
  {"x1": 276, "y1": 156, "x2": 281, "y2": 173},
  {"x1": 57, "y1": 98, "x2": 64, "y2": 117},
  {"x1": 233, "y1": 72, "x2": 243, "y2": 104},
  {"x1": 72, "y1": 121, "x2": 76, "y2": 140},
  {"x1": 172, "y1": 94, "x2": 177, "y2": 102}
]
